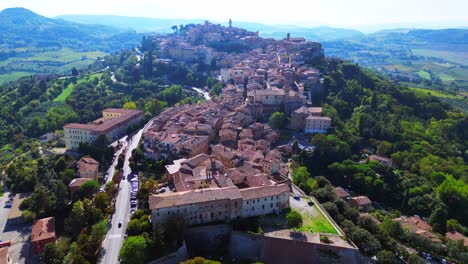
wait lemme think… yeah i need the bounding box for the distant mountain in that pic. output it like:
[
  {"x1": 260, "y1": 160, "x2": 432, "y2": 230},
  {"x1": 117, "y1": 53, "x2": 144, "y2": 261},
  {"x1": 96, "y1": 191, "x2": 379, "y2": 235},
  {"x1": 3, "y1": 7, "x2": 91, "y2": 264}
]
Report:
[
  {"x1": 0, "y1": 8, "x2": 139, "y2": 52},
  {"x1": 57, "y1": 14, "x2": 364, "y2": 42},
  {"x1": 368, "y1": 28, "x2": 468, "y2": 45},
  {"x1": 56, "y1": 14, "x2": 204, "y2": 34}
]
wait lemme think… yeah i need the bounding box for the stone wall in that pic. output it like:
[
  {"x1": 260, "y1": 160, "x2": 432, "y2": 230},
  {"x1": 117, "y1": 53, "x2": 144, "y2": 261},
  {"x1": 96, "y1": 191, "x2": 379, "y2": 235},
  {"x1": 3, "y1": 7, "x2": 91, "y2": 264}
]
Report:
[
  {"x1": 229, "y1": 231, "x2": 263, "y2": 262},
  {"x1": 147, "y1": 242, "x2": 188, "y2": 264},
  {"x1": 184, "y1": 224, "x2": 232, "y2": 257}
]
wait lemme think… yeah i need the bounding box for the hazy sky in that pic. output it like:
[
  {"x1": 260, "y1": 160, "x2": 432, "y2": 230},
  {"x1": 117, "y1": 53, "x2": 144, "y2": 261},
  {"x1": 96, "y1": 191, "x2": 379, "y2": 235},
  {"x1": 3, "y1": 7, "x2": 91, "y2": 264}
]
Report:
[{"x1": 1, "y1": 0, "x2": 468, "y2": 28}]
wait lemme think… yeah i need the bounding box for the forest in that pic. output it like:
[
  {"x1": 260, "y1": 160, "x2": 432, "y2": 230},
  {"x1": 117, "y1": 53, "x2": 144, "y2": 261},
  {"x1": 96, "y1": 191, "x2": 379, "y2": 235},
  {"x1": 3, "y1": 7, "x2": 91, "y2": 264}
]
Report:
[{"x1": 291, "y1": 59, "x2": 467, "y2": 263}]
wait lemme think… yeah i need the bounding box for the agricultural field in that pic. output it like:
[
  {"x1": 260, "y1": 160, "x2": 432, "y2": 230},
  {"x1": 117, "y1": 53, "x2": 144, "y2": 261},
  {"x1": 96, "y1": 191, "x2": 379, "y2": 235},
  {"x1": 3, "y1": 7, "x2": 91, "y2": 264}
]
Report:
[
  {"x1": 54, "y1": 73, "x2": 102, "y2": 102},
  {"x1": 412, "y1": 48, "x2": 468, "y2": 66},
  {"x1": 0, "y1": 48, "x2": 107, "y2": 84},
  {"x1": 409, "y1": 87, "x2": 464, "y2": 100}
]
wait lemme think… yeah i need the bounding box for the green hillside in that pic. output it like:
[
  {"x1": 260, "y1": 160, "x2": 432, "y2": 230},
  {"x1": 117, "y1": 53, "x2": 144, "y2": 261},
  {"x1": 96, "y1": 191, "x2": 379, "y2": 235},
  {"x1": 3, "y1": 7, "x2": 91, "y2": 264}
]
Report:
[{"x1": 0, "y1": 8, "x2": 140, "y2": 84}]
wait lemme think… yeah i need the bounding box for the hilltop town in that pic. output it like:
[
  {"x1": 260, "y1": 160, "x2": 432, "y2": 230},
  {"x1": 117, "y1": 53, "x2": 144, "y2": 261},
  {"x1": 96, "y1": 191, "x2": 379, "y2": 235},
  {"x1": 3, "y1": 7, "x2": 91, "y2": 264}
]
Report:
[{"x1": 1, "y1": 15, "x2": 467, "y2": 264}]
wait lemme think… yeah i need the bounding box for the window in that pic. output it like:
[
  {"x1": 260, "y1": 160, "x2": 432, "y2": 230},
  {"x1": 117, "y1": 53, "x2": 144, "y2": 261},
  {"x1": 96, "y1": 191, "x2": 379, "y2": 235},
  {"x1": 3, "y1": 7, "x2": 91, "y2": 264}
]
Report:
[{"x1": 262, "y1": 205, "x2": 265, "y2": 209}]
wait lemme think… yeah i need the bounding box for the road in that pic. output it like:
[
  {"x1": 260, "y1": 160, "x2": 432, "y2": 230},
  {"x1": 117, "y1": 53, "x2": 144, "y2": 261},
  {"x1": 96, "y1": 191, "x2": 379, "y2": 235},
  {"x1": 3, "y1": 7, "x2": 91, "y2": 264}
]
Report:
[
  {"x1": 99, "y1": 128, "x2": 144, "y2": 264},
  {"x1": 103, "y1": 137, "x2": 128, "y2": 187}
]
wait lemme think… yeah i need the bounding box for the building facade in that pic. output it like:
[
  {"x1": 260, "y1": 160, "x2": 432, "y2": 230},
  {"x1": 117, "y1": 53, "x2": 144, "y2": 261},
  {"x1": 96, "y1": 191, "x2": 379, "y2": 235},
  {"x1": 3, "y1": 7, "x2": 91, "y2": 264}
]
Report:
[
  {"x1": 304, "y1": 116, "x2": 331, "y2": 134},
  {"x1": 64, "y1": 108, "x2": 143, "y2": 150},
  {"x1": 149, "y1": 184, "x2": 290, "y2": 229}
]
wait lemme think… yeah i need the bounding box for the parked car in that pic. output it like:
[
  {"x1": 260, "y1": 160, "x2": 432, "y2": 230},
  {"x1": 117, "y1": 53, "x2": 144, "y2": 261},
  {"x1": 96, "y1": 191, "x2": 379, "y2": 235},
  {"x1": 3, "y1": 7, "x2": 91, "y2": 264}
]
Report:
[
  {"x1": 293, "y1": 194, "x2": 300, "y2": 200},
  {"x1": 118, "y1": 221, "x2": 122, "y2": 228},
  {"x1": 159, "y1": 188, "x2": 166, "y2": 193}
]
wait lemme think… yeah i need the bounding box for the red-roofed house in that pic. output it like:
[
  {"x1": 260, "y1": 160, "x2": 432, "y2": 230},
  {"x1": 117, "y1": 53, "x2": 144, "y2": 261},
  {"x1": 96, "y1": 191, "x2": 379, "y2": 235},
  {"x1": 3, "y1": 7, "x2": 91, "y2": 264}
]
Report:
[
  {"x1": 68, "y1": 178, "x2": 93, "y2": 199},
  {"x1": 77, "y1": 157, "x2": 99, "y2": 181},
  {"x1": 350, "y1": 196, "x2": 372, "y2": 211},
  {"x1": 334, "y1": 187, "x2": 351, "y2": 200},
  {"x1": 31, "y1": 217, "x2": 56, "y2": 255},
  {"x1": 395, "y1": 216, "x2": 442, "y2": 243},
  {"x1": 445, "y1": 231, "x2": 468, "y2": 246}
]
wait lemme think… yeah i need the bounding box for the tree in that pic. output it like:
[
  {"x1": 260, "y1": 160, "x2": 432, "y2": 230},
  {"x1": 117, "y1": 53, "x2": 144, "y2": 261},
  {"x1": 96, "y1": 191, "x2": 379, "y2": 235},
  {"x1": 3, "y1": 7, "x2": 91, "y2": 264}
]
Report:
[
  {"x1": 269, "y1": 112, "x2": 287, "y2": 129},
  {"x1": 123, "y1": 101, "x2": 137, "y2": 110},
  {"x1": 24, "y1": 185, "x2": 56, "y2": 217},
  {"x1": 79, "y1": 180, "x2": 99, "y2": 199},
  {"x1": 22, "y1": 210, "x2": 36, "y2": 224},
  {"x1": 119, "y1": 236, "x2": 147, "y2": 264},
  {"x1": 94, "y1": 192, "x2": 110, "y2": 212},
  {"x1": 181, "y1": 257, "x2": 221, "y2": 264},
  {"x1": 381, "y1": 219, "x2": 404, "y2": 239},
  {"x1": 322, "y1": 202, "x2": 339, "y2": 219},
  {"x1": 70, "y1": 200, "x2": 86, "y2": 236},
  {"x1": 316, "y1": 176, "x2": 331, "y2": 188},
  {"x1": 376, "y1": 250, "x2": 396, "y2": 264},
  {"x1": 292, "y1": 166, "x2": 310, "y2": 188},
  {"x1": 286, "y1": 210, "x2": 303, "y2": 229},
  {"x1": 71, "y1": 67, "x2": 79, "y2": 77},
  {"x1": 44, "y1": 242, "x2": 65, "y2": 264},
  {"x1": 44, "y1": 237, "x2": 70, "y2": 264},
  {"x1": 408, "y1": 254, "x2": 426, "y2": 264}
]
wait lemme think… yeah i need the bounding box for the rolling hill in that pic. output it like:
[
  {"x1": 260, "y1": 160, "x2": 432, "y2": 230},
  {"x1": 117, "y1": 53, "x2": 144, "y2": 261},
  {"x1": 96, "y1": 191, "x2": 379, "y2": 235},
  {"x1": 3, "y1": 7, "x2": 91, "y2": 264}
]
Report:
[
  {"x1": 323, "y1": 28, "x2": 468, "y2": 95},
  {"x1": 0, "y1": 8, "x2": 140, "y2": 83},
  {"x1": 56, "y1": 14, "x2": 364, "y2": 42}
]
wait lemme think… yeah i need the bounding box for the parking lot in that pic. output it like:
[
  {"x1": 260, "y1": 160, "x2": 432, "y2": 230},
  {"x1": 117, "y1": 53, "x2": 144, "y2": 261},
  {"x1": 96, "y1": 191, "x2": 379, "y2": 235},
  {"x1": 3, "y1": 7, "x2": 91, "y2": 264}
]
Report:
[
  {"x1": 129, "y1": 174, "x2": 139, "y2": 214},
  {"x1": 0, "y1": 192, "x2": 32, "y2": 264}
]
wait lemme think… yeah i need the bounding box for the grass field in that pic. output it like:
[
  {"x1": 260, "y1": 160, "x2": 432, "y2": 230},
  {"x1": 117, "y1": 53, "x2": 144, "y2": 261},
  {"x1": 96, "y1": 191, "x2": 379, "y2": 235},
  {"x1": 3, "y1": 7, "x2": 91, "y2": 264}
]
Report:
[
  {"x1": 412, "y1": 49, "x2": 468, "y2": 66},
  {"x1": 416, "y1": 70, "x2": 431, "y2": 80},
  {"x1": 297, "y1": 205, "x2": 338, "y2": 234},
  {"x1": 23, "y1": 48, "x2": 106, "y2": 63},
  {"x1": 0, "y1": 48, "x2": 107, "y2": 85},
  {"x1": 409, "y1": 87, "x2": 464, "y2": 99},
  {"x1": 54, "y1": 73, "x2": 102, "y2": 102},
  {"x1": 0, "y1": 72, "x2": 32, "y2": 84}
]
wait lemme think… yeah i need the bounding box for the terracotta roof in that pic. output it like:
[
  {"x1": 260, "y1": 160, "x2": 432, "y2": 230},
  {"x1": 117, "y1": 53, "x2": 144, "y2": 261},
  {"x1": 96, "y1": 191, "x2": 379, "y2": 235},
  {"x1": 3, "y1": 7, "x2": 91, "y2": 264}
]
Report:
[
  {"x1": 246, "y1": 174, "x2": 272, "y2": 187},
  {"x1": 31, "y1": 217, "x2": 55, "y2": 242},
  {"x1": 350, "y1": 196, "x2": 372, "y2": 206},
  {"x1": 255, "y1": 89, "x2": 285, "y2": 96},
  {"x1": 334, "y1": 187, "x2": 350, "y2": 199},
  {"x1": 64, "y1": 109, "x2": 143, "y2": 134},
  {"x1": 404, "y1": 216, "x2": 433, "y2": 232},
  {"x1": 0, "y1": 247, "x2": 8, "y2": 264},
  {"x1": 445, "y1": 231, "x2": 468, "y2": 246},
  {"x1": 149, "y1": 186, "x2": 242, "y2": 209},
  {"x1": 240, "y1": 184, "x2": 290, "y2": 200},
  {"x1": 68, "y1": 178, "x2": 92, "y2": 188},
  {"x1": 307, "y1": 107, "x2": 322, "y2": 114},
  {"x1": 102, "y1": 108, "x2": 133, "y2": 114},
  {"x1": 294, "y1": 106, "x2": 308, "y2": 114},
  {"x1": 182, "y1": 154, "x2": 210, "y2": 169},
  {"x1": 78, "y1": 157, "x2": 99, "y2": 174}
]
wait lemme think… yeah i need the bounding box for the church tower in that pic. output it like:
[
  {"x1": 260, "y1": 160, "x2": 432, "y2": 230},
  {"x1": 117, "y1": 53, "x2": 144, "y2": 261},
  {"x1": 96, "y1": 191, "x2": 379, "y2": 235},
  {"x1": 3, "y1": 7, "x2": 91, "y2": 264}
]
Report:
[{"x1": 229, "y1": 19, "x2": 232, "y2": 28}]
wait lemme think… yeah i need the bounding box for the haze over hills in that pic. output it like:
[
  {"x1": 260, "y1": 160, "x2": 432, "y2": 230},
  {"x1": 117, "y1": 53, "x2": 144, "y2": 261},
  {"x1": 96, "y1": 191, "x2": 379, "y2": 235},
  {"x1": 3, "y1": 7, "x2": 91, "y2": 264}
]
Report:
[
  {"x1": 0, "y1": 8, "x2": 140, "y2": 83},
  {"x1": 56, "y1": 14, "x2": 365, "y2": 42},
  {"x1": 2, "y1": 7, "x2": 468, "y2": 97},
  {"x1": 323, "y1": 28, "x2": 468, "y2": 95}
]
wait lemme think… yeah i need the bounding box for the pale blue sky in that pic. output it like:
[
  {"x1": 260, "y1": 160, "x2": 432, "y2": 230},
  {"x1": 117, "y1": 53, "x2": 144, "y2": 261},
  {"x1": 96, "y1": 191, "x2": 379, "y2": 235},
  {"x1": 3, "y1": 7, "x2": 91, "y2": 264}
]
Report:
[{"x1": 2, "y1": 0, "x2": 468, "y2": 30}]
